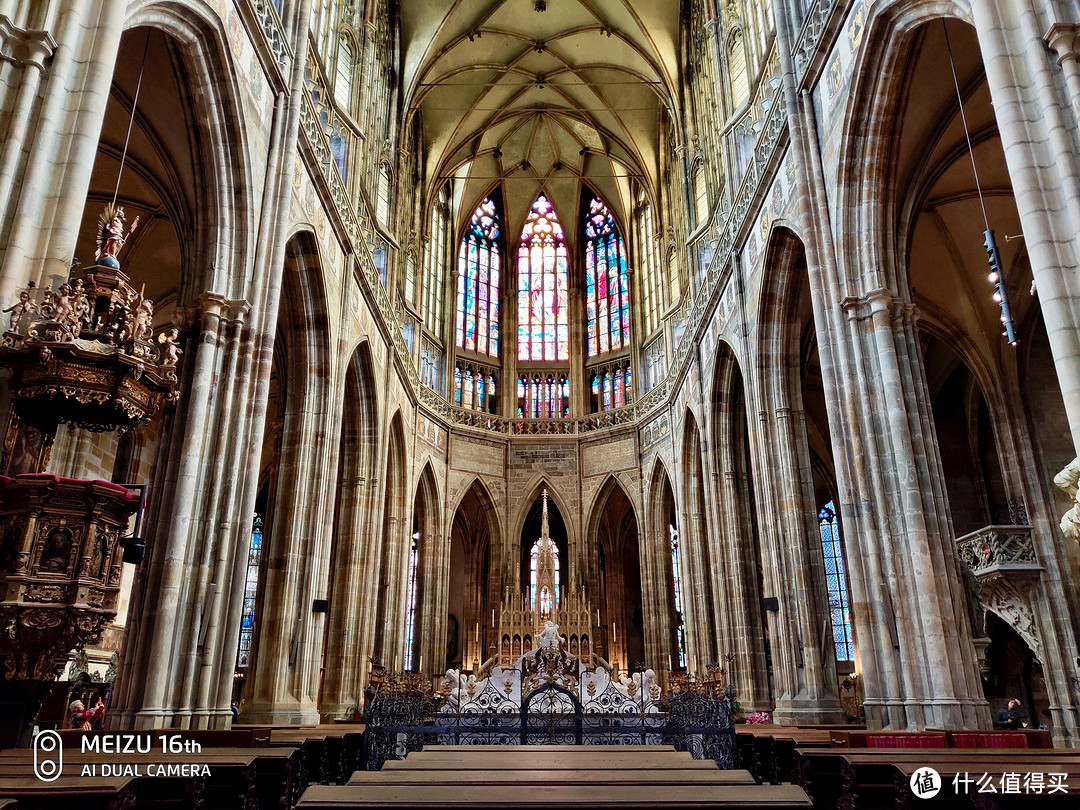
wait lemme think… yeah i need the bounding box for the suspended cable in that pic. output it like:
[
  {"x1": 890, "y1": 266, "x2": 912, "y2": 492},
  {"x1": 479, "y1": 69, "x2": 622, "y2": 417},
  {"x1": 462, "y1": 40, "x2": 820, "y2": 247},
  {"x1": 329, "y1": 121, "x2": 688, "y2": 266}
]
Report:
[
  {"x1": 112, "y1": 28, "x2": 152, "y2": 208},
  {"x1": 942, "y1": 20, "x2": 1017, "y2": 346}
]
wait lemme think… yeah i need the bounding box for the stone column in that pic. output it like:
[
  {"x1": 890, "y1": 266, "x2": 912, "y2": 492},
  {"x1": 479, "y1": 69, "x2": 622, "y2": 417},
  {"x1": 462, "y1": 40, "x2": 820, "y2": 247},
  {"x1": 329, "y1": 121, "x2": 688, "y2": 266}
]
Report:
[
  {"x1": 972, "y1": 0, "x2": 1080, "y2": 453},
  {"x1": 0, "y1": 0, "x2": 123, "y2": 301}
]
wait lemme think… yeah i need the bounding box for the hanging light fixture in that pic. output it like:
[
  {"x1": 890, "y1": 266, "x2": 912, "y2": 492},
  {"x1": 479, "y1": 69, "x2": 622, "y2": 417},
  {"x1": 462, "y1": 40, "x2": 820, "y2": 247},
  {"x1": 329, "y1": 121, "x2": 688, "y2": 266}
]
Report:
[{"x1": 943, "y1": 20, "x2": 1018, "y2": 346}]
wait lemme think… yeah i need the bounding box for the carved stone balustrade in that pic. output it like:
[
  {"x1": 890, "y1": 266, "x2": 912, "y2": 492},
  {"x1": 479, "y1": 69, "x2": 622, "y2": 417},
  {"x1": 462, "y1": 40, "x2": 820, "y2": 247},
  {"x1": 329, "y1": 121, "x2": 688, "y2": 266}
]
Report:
[
  {"x1": 0, "y1": 474, "x2": 139, "y2": 680},
  {"x1": 956, "y1": 525, "x2": 1041, "y2": 584}
]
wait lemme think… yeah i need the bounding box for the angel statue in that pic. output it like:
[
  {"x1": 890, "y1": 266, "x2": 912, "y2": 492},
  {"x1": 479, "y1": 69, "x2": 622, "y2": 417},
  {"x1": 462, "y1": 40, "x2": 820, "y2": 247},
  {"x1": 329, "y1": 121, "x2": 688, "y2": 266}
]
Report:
[
  {"x1": 95, "y1": 203, "x2": 139, "y2": 270},
  {"x1": 132, "y1": 297, "x2": 154, "y2": 341},
  {"x1": 3, "y1": 288, "x2": 37, "y2": 333},
  {"x1": 538, "y1": 620, "x2": 561, "y2": 649},
  {"x1": 158, "y1": 327, "x2": 182, "y2": 367}
]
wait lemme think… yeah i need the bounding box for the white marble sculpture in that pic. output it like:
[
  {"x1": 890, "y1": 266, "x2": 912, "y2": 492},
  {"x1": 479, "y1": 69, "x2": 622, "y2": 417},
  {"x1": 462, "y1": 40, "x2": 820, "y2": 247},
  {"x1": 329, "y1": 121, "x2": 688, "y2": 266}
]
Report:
[{"x1": 1054, "y1": 457, "x2": 1080, "y2": 541}]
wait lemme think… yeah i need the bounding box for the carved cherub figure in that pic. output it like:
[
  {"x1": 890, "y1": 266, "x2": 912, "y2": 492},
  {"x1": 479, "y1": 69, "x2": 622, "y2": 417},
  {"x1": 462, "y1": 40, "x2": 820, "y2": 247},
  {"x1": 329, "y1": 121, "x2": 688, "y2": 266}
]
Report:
[
  {"x1": 3, "y1": 290, "x2": 36, "y2": 332},
  {"x1": 133, "y1": 297, "x2": 154, "y2": 341},
  {"x1": 53, "y1": 283, "x2": 74, "y2": 327},
  {"x1": 158, "y1": 327, "x2": 182, "y2": 366}
]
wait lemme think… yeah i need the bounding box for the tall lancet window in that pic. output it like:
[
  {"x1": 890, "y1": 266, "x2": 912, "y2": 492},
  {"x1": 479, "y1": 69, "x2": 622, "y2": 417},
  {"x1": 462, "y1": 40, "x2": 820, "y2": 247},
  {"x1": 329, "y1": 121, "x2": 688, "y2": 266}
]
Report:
[
  {"x1": 403, "y1": 530, "x2": 420, "y2": 670},
  {"x1": 518, "y1": 195, "x2": 569, "y2": 362},
  {"x1": 819, "y1": 500, "x2": 854, "y2": 661},
  {"x1": 529, "y1": 538, "x2": 560, "y2": 610},
  {"x1": 670, "y1": 523, "x2": 687, "y2": 668},
  {"x1": 456, "y1": 197, "x2": 501, "y2": 356},
  {"x1": 236, "y1": 513, "x2": 263, "y2": 669},
  {"x1": 585, "y1": 196, "x2": 630, "y2": 356}
]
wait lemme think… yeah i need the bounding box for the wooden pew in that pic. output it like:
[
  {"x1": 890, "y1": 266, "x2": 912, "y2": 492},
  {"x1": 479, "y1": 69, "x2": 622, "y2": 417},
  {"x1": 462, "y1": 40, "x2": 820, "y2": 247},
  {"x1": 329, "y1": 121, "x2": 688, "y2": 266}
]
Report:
[
  {"x1": 795, "y1": 747, "x2": 1080, "y2": 810},
  {"x1": 271, "y1": 723, "x2": 366, "y2": 786},
  {"x1": 298, "y1": 782, "x2": 813, "y2": 808},
  {"x1": 893, "y1": 760, "x2": 1080, "y2": 808},
  {"x1": 300, "y1": 744, "x2": 811, "y2": 809},
  {"x1": 0, "y1": 745, "x2": 301, "y2": 810},
  {"x1": 348, "y1": 767, "x2": 757, "y2": 786}
]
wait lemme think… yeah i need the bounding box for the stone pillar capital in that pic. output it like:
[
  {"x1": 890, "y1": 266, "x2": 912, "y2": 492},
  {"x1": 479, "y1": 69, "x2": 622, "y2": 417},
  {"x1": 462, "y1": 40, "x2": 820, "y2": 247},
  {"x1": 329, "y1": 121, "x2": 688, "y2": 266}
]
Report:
[
  {"x1": 0, "y1": 16, "x2": 57, "y2": 71},
  {"x1": 1046, "y1": 23, "x2": 1080, "y2": 65}
]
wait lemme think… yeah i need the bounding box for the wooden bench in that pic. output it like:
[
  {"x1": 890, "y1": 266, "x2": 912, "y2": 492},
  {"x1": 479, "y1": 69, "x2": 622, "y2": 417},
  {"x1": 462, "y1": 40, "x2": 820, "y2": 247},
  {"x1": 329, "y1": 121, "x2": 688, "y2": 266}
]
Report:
[
  {"x1": 298, "y1": 782, "x2": 813, "y2": 808},
  {"x1": 299, "y1": 744, "x2": 811, "y2": 808},
  {"x1": 0, "y1": 745, "x2": 302, "y2": 810},
  {"x1": 271, "y1": 724, "x2": 366, "y2": 786},
  {"x1": 348, "y1": 767, "x2": 757, "y2": 786},
  {"x1": 795, "y1": 747, "x2": 1080, "y2": 810},
  {"x1": 893, "y1": 760, "x2": 1080, "y2": 808}
]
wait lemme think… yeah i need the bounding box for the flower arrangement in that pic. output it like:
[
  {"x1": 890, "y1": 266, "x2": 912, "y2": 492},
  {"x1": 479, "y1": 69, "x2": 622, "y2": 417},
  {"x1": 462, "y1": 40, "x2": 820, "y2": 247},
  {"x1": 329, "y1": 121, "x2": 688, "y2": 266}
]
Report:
[{"x1": 745, "y1": 711, "x2": 771, "y2": 725}]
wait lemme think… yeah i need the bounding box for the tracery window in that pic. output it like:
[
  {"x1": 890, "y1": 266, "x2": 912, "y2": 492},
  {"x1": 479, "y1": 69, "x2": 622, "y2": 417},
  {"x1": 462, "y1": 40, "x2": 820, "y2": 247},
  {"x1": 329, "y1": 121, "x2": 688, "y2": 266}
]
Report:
[
  {"x1": 589, "y1": 363, "x2": 633, "y2": 413},
  {"x1": 643, "y1": 338, "x2": 667, "y2": 391},
  {"x1": 422, "y1": 189, "x2": 449, "y2": 334},
  {"x1": 403, "y1": 531, "x2": 420, "y2": 670},
  {"x1": 693, "y1": 163, "x2": 709, "y2": 228},
  {"x1": 529, "y1": 538, "x2": 560, "y2": 608},
  {"x1": 376, "y1": 165, "x2": 392, "y2": 226},
  {"x1": 670, "y1": 523, "x2": 687, "y2": 668},
  {"x1": 636, "y1": 196, "x2": 663, "y2": 337},
  {"x1": 236, "y1": 513, "x2": 263, "y2": 669},
  {"x1": 456, "y1": 197, "x2": 501, "y2": 357},
  {"x1": 729, "y1": 31, "x2": 750, "y2": 109},
  {"x1": 453, "y1": 362, "x2": 497, "y2": 413},
  {"x1": 419, "y1": 337, "x2": 444, "y2": 395},
  {"x1": 334, "y1": 35, "x2": 356, "y2": 111},
  {"x1": 518, "y1": 195, "x2": 568, "y2": 361},
  {"x1": 819, "y1": 500, "x2": 854, "y2": 662},
  {"x1": 584, "y1": 197, "x2": 630, "y2": 356},
  {"x1": 517, "y1": 373, "x2": 570, "y2": 419}
]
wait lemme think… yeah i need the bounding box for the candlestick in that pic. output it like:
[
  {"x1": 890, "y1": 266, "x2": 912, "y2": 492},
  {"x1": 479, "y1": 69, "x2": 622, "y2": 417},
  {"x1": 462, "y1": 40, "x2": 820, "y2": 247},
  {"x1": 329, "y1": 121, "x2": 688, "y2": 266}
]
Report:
[
  {"x1": 492, "y1": 609, "x2": 495, "y2": 625},
  {"x1": 668, "y1": 654, "x2": 672, "y2": 672},
  {"x1": 475, "y1": 622, "x2": 479, "y2": 643},
  {"x1": 419, "y1": 655, "x2": 423, "y2": 673}
]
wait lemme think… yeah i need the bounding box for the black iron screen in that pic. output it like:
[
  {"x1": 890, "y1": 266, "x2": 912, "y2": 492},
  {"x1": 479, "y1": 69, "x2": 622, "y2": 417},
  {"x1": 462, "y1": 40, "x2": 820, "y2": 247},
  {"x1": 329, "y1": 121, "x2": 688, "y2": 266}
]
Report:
[{"x1": 363, "y1": 681, "x2": 738, "y2": 770}]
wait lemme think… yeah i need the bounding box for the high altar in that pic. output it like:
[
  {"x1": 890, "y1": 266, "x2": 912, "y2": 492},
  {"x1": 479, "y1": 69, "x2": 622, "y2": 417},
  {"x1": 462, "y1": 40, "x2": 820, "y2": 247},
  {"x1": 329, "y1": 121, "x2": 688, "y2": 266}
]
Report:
[{"x1": 495, "y1": 490, "x2": 599, "y2": 667}]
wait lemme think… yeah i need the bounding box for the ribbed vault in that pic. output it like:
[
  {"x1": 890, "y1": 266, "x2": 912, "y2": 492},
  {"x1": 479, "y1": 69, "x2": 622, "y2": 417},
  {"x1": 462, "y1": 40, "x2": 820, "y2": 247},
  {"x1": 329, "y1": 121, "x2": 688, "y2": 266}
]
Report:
[{"x1": 402, "y1": 0, "x2": 681, "y2": 242}]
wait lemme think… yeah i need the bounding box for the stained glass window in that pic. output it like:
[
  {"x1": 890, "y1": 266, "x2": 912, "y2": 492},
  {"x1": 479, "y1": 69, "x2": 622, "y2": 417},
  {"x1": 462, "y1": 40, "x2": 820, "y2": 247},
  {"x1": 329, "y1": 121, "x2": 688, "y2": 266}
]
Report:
[
  {"x1": 403, "y1": 532, "x2": 419, "y2": 670},
  {"x1": 236, "y1": 513, "x2": 263, "y2": 669},
  {"x1": 517, "y1": 374, "x2": 570, "y2": 419},
  {"x1": 819, "y1": 500, "x2": 854, "y2": 662},
  {"x1": 529, "y1": 538, "x2": 560, "y2": 607},
  {"x1": 456, "y1": 198, "x2": 501, "y2": 357},
  {"x1": 517, "y1": 196, "x2": 568, "y2": 361},
  {"x1": 584, "y1": 197, "x2": 630, "y2": 356},
  {"x1": 589, "y1": 366, "x2": 633, "y2": 413},
  {"x1": 670, "y1": 523, "x2": 687, "y2": 668}
]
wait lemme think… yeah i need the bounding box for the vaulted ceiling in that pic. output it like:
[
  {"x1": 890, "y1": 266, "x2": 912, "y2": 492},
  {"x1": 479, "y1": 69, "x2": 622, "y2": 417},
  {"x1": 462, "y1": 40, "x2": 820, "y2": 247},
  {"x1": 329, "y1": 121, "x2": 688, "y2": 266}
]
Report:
[{"x1": 401, "y1": 0, "x2": 682, "y2": 247}]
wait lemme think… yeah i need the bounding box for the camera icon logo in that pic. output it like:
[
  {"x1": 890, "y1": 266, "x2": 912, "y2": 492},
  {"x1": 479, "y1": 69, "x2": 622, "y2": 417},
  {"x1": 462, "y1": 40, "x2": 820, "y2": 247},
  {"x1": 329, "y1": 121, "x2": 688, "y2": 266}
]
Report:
[{"x1": 33, "y1": 730, "x2": 63, "y2": 782}]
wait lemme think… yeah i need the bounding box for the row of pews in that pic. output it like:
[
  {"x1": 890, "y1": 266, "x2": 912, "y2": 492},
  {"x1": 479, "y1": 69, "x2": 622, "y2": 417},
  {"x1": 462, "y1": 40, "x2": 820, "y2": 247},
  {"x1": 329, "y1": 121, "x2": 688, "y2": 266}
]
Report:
[
  {"x1": 738, "y1": 726, "x2": 1080, "y2": 809},
  {"x1": 0, "y1": 723, "x2": 365, "y2": 809},
  {"x1": 298, "y1": 744, "x2": 813, "y2": 809}
]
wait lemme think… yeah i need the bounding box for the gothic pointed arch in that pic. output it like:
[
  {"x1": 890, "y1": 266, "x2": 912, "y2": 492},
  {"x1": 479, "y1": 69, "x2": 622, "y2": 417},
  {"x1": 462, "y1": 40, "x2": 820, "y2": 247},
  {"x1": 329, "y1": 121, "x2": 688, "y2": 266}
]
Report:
[
  {"x1": 322, "y1": 340, "x2": 381, "y2": 715},
  {"x1": 584, "y1": 475, "x2": 644, "y2": 671},
  {"x1": 679, "y1": 409, "x2": 716, "y2": 669}
]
